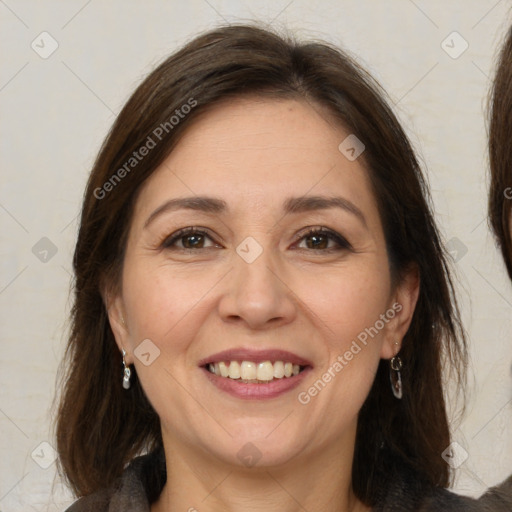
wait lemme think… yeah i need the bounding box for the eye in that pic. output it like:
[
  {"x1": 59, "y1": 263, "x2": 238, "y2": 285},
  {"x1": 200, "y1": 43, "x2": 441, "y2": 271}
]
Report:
[
  {"x1": 160, "y1": 226, "x2": 351, "y2": 253},
  {"x1": 294, "y1": 227, "x2": 352, "y2": 252},
  {"x1": 161, "y1": 227, "x2": 220, "y2": 250}
]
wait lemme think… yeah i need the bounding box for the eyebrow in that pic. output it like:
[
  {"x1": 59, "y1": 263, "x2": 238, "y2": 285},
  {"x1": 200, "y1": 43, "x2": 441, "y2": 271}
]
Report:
[
  {"x1": 144, "y1": 196, "x2": 227, "y2": 228},
  {"x1": 283, "y1": 195, "x2": 367, "y2": 226},
  {"x1": 144, "y1": 194, "x2": 367, "y2": 228}
]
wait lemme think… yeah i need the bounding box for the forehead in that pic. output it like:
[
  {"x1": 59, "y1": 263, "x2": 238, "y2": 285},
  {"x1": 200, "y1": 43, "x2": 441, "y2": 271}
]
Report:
[{"x1": 133, "y1": 97, "x2": 377, "y2": 221}]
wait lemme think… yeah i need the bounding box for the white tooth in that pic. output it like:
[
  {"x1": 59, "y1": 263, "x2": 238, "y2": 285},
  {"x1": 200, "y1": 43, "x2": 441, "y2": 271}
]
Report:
[
  {"x1": 228, "y1": 361, "x2": 241, "y2": 379},
  {"x1": 241, "y1": 361, "x2": 257, "y2": 380},
  {"x1": 219, "y1": 361, "x2": 229, "y2": 377},
  {"x1": 273, "y1": 361, "x2": 285, "y2": 378},
  {"x1": 257, "y1": 361, "x2": 274, "y2": 381},
  {"x1": 219, "y1": 360, "x2": 300, "y2": 380},
  {"x1": 209, "y1": 363, "x2": 215, "y2": 373}
]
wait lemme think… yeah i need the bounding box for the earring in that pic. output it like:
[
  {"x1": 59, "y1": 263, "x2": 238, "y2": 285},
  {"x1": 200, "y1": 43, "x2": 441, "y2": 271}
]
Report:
[
  {"x1": 122, "y1": 349, "x2": 131, "y2": 390},
  {"x1": 389, "y1": 344, "x2": 403, "y2": 399}
]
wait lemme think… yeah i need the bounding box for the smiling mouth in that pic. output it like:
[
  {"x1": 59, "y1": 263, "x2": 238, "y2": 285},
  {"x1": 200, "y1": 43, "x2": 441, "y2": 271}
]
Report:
[{"x1": 204, "y1": 360, "x2": 308, "y2": 383}]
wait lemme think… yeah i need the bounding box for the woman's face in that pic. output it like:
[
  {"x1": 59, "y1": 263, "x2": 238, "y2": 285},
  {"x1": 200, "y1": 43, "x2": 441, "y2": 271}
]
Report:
[{"x1": 108, "y1": 97, "x2": 418, "y2": 469}]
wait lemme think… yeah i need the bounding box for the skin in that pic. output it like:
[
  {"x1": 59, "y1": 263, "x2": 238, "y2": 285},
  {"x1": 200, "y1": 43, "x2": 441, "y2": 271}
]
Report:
[{"x1": 105, "y1": 97, "x2": 419, "y2": 512}]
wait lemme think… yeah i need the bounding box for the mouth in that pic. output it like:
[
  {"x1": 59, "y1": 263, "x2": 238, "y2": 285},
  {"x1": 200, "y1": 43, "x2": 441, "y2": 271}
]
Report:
[
  {"x1": 199, "y1": 348, "x2": 313, "y2": 381},
  {"x1": 198, "y1": 348, "x2": 313, "y2": 399}
]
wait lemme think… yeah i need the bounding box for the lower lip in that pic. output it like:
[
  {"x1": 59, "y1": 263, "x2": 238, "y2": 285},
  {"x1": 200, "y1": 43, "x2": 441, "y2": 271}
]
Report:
[{"x1": 201, "y1": 366, "x2": 312, "y2": 400}]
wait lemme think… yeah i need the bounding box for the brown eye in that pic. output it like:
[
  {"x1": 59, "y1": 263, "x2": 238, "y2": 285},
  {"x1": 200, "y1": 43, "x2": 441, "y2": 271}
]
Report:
[
  {"x1": 180, "y1": 233, "x2": 206, "y2": 248},
  {"x1": 162, "y1": 228, "x2": 218, "y2": 250},
  {"x1": 296, "y1": 228, "x2": 351, "y2": 251},
  {"x1": 304, "y1": 232, "x2": 329, "y2": 249}
]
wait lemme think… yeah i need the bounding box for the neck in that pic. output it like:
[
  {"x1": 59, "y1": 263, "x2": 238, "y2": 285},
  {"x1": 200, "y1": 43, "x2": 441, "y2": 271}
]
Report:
[{"x1": 152, "y1": 428, "x2": 370, "y2": 512}]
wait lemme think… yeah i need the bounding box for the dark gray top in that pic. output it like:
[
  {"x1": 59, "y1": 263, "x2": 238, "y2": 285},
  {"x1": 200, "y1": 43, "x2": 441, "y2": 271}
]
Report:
[{"x1": 65, "y1": 448, "x2": 512, "y2": 511}]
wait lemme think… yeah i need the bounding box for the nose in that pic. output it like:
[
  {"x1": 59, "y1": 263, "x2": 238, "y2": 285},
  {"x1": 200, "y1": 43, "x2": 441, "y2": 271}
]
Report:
[{"x1": 217, "y1": 246, "x2": 297, "y2": 330}]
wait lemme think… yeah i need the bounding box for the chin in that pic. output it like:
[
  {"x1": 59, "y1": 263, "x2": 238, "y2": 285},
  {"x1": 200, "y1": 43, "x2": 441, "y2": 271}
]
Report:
[{"x1": 201, "y1": 427, "x2": 308, "y2": 470}]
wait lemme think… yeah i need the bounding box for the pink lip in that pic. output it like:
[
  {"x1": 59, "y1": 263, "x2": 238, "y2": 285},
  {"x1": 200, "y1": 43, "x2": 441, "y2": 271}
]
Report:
[
  {"x1": 197, "y1": 348, "x2": 313, "y2": 367},
  {"x1": 201, "y1": 366, "x2": 312, "y2": 400}
]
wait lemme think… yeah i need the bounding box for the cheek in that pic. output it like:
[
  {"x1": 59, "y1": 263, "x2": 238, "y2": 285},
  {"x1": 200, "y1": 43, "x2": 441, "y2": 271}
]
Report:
[
  {"x1": 293, "y1": 270, "x2": 389, "y2": 435},
  {"x1": 121, "y1": 261, "x2": 219, "y2": 351},
  {"x1": 120, "y1": 263, "x2": 215, "y2": 412},
  {"x1": 296, "y1": 263, "x2": 390, "y2": 395},
  {"x1": 298, "y1": 263, "x2": 391, "y2": 345}
]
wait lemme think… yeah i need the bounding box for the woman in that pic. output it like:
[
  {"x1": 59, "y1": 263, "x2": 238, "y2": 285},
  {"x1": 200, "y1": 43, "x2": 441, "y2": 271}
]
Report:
[{"x1": 57, "y1": 24, "x2": 510, "y2": 511}]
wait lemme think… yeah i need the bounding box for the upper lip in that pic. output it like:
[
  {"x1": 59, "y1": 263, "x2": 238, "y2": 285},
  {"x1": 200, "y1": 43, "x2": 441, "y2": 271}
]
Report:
[{"x1": 198, "y1": 348, "x2": 313, "y2": 367}]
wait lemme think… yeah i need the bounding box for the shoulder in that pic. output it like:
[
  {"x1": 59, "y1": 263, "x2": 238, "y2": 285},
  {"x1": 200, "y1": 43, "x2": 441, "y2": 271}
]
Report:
[
  {"x1": 375, "y1": 464, "x2": 512, "y2": 512},
  {"x1": 64, "y1": 448, "x2": 166, "y2": 512},
  {"x1": 477, "y1": 474, "x2": 512, "y2": 511}
]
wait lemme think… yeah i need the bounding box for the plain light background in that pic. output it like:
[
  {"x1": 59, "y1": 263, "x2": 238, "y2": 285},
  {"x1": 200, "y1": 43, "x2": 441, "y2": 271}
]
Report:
[{"x1": 1, "y1": 0, "x2": 512, "y2": 510}]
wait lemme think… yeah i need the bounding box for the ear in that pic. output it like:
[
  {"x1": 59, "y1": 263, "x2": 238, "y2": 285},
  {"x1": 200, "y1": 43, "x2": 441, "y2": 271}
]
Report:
[
  {"x1": 380, "y1": 264, "x2": 420, "y2": 359},
  {"x1": 101, "y1": 287, "x2": 132, "y2": 363}
]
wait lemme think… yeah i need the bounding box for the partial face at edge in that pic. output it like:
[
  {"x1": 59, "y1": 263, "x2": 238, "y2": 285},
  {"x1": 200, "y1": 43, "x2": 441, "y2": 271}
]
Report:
[{"x1": 106, "y1": 97, "x2": 419, "y2": 469}]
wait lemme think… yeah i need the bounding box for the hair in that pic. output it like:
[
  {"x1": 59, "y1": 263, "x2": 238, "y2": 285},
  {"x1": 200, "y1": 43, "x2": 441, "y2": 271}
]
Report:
[
  {"x1": 489, "y1": 24, "x2": 512, "y2": 281},
  {"x1": 56, "y1": 23, "x2": 467, "y2": 506}
]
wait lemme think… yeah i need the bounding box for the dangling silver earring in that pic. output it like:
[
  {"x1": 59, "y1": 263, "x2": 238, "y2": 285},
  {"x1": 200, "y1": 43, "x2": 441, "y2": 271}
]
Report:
[
  {"x1": 122, "y1": 349, "x2": 131, "y2": 390},
  {"x1": 389, "y1": 353, "x2": 403, "y2": 399}
]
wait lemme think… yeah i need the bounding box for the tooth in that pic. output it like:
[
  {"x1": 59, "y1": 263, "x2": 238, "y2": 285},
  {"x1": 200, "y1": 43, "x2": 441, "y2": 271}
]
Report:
[
  {"x1": 241, "y1": 361, "x2": 257, "y2": 380},
  {"x1": 219, "y1": 361, "x2": 229, "y2": 377},
  {"x1": 214, "y1": 360, "x2": 302, "y2": 380},
  {"x1": 273, "y1": 361, "x2": 285, "y2": 378},
  {"x1": 257, "y1": 361, "x2": 274, "y2": 381},
  {"x1": 228, "y1": 361, "x2": 241, "y2": 379}
]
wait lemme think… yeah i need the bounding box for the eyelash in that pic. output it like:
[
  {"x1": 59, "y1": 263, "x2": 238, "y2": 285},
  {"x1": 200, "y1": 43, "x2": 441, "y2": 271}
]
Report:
[{"x1": 161, "y1": 226, "x2": 352, "y2": 253}]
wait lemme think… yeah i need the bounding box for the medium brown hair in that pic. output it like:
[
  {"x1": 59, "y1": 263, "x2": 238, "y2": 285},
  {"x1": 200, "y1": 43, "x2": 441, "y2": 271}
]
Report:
[
  {"x1": 489, "y1": 24, "x2": 512, "y2": 280},
  {"x1": 56, "y1": 24, "x2": 467, "y2": 505}
]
